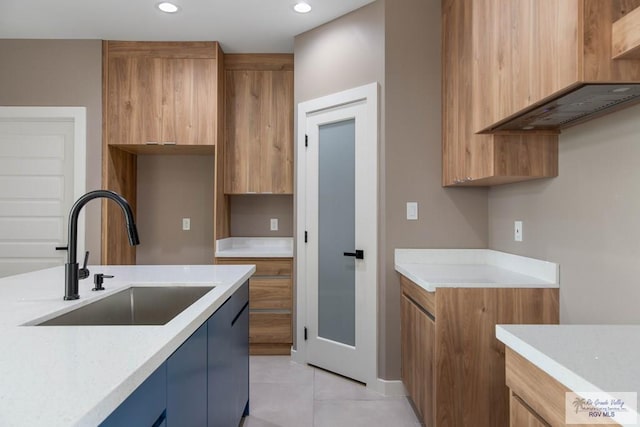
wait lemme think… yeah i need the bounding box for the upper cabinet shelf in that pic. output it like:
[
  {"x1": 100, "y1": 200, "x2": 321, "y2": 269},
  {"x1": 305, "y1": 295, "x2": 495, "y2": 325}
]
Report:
[
  {"x1": 104, "y1": 41, "x2": 223, "y2": 152},
  {"x1": 474, "y1": 0, "x2": 640, "y2": 133},
  {"x1": 224, "y1": 54, "x2": 294, "y2": 195}
]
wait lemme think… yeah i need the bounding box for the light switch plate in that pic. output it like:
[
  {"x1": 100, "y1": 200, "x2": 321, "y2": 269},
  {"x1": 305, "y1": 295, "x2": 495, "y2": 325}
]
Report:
[
  {"x1": 406, "y1": 202, "x2": 418, "y2": 221},
  {"x1": 270, "y1": 218, "x2": 279, "y2": 231},
  {"x1": 182, "y1": 218, "x2": 191, "y2": 231},
  {"x1": 514, "y1": 221, "x2": 523, "y2": 242}
]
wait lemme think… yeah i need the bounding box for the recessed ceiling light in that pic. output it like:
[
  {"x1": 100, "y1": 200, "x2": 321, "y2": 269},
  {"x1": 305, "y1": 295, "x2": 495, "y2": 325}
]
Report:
[
  {"x1": 157, "y1": 2, "x2": 180, "y2": 13},
  {"x1": 294, "y1": 2, "x2": 312, "y2": 13}
]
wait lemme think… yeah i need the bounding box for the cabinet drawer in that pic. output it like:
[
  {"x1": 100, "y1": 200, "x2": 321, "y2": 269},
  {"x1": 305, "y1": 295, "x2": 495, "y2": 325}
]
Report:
[
  {"x1": 216, "y1": 258, "x2": 293, "y2": 276},
  {"x1": 250, "y1": 278, "x2": 292, "y2": 310},
  {"x1": 249, "y1": 313, "x2": 292, "y2": 343}
]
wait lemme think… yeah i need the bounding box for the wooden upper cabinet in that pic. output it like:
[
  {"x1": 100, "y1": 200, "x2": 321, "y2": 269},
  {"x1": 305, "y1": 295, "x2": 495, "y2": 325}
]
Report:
[
  {"x1": 442, "y1": 0, "x2": 558, "y2": 186},
  {"x1": 473, "y1": 0, "x2": 640, "y2": 132},
  {"x1": 224, "y1": 55, "x2": 294, "y2": 194},
  {"x1": 106, "y1": 55, "x2": 163, "y2": 146},
  {"x1": 104, "y1": 41, "x2": 220, "y2": 148}
]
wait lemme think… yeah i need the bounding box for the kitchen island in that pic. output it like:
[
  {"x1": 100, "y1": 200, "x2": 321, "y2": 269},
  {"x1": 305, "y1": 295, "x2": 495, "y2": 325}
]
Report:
[{"x1": 0, "y1": 264, "x2": 255, "y2": 426}]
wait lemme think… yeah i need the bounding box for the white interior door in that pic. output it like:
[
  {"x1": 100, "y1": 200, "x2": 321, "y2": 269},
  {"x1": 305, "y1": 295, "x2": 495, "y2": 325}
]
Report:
[
  {"x1": 0, "y1": 108, "x2": 86, "y2": 278},
  {"x1": 298, "y1": 84, "x2": 378, "y2": 385}
]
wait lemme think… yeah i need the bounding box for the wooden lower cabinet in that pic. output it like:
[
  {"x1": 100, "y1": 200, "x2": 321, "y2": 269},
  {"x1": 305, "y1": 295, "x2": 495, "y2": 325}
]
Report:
[
  {"x1": 505, "y1": 348, "x2": 619, "y2": 427},
  {"x1": 401, "y1": 293, "x2": 435, "y2": 426},
  {"x1": 399, "y1": 275, "x2": 559, "y2": 427},
  {"x1": 216, "y1": 257, "x2": 293, "y2": 355}
]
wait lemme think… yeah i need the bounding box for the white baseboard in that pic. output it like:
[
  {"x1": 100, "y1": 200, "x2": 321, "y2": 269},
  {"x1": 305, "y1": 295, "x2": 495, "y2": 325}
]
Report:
[{"x1": 373, "y1": 378, "x2": 406, "y2": 397}]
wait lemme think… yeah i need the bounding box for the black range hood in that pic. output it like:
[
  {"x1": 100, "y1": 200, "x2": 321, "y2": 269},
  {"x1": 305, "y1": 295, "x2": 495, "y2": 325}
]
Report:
[{"x1": 487, "y1": 84, "x2": 640, "y2": 132}]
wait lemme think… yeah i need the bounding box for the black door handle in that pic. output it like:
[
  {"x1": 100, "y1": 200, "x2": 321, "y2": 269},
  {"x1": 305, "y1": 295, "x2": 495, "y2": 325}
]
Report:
[{"x1": 343, "y1": 250, "x2": 364, "y2": 260}]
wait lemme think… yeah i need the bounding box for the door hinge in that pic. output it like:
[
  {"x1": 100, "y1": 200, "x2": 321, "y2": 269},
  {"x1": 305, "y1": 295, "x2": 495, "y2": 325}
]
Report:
[
  {"x1": 305, "y1": 134, "x2": 308, "y2": 147},
  {"x1": 304, "y1": 327, "x2": 308, "y2": 341},
  {"x1": 304, "y1": 231, "x2": 308, "y2": 243}
]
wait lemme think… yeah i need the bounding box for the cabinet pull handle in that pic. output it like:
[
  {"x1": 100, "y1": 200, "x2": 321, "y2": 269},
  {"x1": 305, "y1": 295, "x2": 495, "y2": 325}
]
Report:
[
  {"x1": 145, "y1": 141, "x2": 159, "y2": 145},
  {"x1": 163, "y1": 141, "x2": 177, "y2": 145}
]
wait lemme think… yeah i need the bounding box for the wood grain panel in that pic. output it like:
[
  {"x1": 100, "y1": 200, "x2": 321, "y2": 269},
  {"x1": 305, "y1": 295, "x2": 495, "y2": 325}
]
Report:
[
  {"x1": 506, "y1": 349, "x2": 570, "y2": 427},
  {"x1": 249, "y1": 313, "x2": 292, "y2": 343},
  {"x1": 250, "y1": 343, "x2": 291, "y2": 355},
  {"x1": 215, "y1": 258, "x2": 293, "y2": 276},
  {"x1": 401, "y1": 294, "x2": 435, "y2": 426},
  {"x1": 612, "y1": 5, "x2": 640, "y2": 58},
  {"x1": 510, "y1": 392, "x2": 551, "y2": 427},
  {"x1": 225, "y1": 54, "x2": 294, "y2": 71},
  {"x1": 434, "y1": 288, "x2": 559, "y2": 427},
  {"x1": 249, "y1": 277, "x2": 292, "y2": 310},
  {"x1": 105, "y1": 41, "x2": 218, "y2": 59},
  {"x1": 101, "y1": 146, "x2": 137, "y2": 265},
  {"x1": 224, "y1": 59, "x2": 293, "y2": 194},
  {"x1": 162, "y1": 58, "x2": 216, "y2": 146},
  {"x1": 442, "y1": 0, "x2": 558, "y2": 187},
  {"x1": 400, "y1": 275, "x2": 435, "y2": 316},
  {"x1": 214, "y1": 43, "x2": 230, "y2": 240},
  {"x1": 106, "y1": 55, "x2": 162, "y2": 145},
  {"x1": 583, "y1": 0, "x2": 640, "y2": 81}
]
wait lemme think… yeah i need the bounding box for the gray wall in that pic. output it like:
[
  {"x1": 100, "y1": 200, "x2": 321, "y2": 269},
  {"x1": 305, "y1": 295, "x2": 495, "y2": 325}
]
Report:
[
  {"x1": 136, "y1": 155, "x2": 215, "y2": 264},
  {"x1": 0, "y1": 39, "x2": 103, "y2": 261},
  {"x1": 383, "y1": 0, "x2": 487, "y2": 379},
  {"x1": 489, "y1": 103, "x2": 640, "y2": 324},
  {"x1": 230, "y1": 195, "x2": 293, "y2": 237},
  {"x1": 295, "y1": 0, "x2": 488, "y2": 380}
]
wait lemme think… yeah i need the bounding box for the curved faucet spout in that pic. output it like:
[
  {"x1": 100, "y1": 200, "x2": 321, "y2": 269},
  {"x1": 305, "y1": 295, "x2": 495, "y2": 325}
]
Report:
[{"x1": 64, "y1": 190, "x2": 139, "y2": 300}]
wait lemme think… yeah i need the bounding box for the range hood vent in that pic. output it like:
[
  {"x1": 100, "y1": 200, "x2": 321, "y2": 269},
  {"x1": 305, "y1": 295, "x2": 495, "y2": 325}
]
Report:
[{"x1": 489, "y1": 84, "x2": 640, "y2": 132}]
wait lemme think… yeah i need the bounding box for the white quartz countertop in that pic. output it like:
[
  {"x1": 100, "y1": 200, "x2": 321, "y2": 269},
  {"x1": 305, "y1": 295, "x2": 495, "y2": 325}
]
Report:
[
  {"x1": 496, "y1": 325, "x2": 640, "y2": 425},
  {"x1": 0, "y1": 264, "x2": 255, "y2": 427},
  {"x1": 215, "y1": 237, "x2": 293, "y2": 258},
  {"x1": 395, "y1": 249, "x2": 558, "y2": 292}
]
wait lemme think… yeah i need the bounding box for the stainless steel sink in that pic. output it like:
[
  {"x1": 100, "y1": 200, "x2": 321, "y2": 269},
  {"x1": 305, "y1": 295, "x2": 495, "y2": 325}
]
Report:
[{"x1": 36, "y1": 286, "x2": 215, "y2": 326}]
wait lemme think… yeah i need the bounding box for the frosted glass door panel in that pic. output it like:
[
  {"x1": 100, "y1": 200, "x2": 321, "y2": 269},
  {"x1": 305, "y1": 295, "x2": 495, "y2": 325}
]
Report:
[{"x1": 318, "y1": 119, "x2": 356, "y2": 347}]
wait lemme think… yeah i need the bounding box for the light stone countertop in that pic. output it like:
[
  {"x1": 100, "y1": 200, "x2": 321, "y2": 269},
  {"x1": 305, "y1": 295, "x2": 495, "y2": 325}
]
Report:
[
  {"x1": 0, "y1": 264, "x2": 255, "y2": 427},
  {"x1": 496, "y1": 324, "x2": 640, "y2": 426},
  {"x1": 215, "y1": 237, "x2": 293, "y2": 258},
  {"x1": 394, "y1": 249, "x2": 559, "y2": 292}
]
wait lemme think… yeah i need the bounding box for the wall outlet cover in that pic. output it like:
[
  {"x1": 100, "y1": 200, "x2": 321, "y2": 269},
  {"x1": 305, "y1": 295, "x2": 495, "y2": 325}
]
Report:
[
  {"x1": 182, "y1": 218, "x2": 191, "y2": 231},
  {"x1": 270, "y1": 218, "x2": 279, "y2": 231}
]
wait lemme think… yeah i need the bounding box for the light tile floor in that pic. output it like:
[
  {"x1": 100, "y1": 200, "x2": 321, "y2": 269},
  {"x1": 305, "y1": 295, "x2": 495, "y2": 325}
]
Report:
[{"x1": 241, "y1": 356, "x2": 422, "y2": 427}]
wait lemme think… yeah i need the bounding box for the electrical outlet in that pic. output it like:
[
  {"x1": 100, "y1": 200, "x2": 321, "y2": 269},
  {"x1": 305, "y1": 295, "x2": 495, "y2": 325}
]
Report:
[
  {"x1": 270, "y1": 218, "x2": 279, "y2": 231},
  {"x1": 514, "y1": 221, "x2": 523, "y2": 242},
  {"x1": 406, "y1": 202, "x2": 418, "y2": 220},
  {"x1": 182, "y1": 218, "x2": 191, "y2": 231}
]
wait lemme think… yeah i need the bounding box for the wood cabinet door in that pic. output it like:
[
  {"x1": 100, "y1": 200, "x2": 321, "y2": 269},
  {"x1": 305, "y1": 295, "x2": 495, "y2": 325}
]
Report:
[
  {"x1": 162, "y1": 58, "x2": 216, "y2": 146},
  {"x1": 225, "y1": 69, "x2": 293, "y2": 194},
  {"x1": 401, "y1": 294, "x2": 435, "y2": 426},
  {"x1": 107, "y1": 56, "x2": 162, "y2": 145},
  {"x1": 510, "y1": 392, "x2": 551, "y2": 427}
]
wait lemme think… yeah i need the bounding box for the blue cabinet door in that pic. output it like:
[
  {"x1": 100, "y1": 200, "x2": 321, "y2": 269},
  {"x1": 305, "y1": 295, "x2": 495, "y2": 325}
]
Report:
[
  {"x1": 100, "y1": 363, "x2": 167, "y2": 427},
  {"x1": 167, "y1": 322, "x2": 207, "y2": 427},
  {"x1": 232, "y1": 302, "x2": 250, "y2": 423},
  {"x1": 207, "y1": 297, "x2": 233, "y2": 427}
]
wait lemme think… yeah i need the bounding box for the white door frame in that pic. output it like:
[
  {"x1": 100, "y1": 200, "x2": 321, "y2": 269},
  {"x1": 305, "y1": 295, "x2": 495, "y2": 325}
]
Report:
[
  {"x1": 0, "y1": 106, "x2": 87, "y2": 261},
  {"x1": 295, "y1": 83, "x2": 381, "y2": 392}
]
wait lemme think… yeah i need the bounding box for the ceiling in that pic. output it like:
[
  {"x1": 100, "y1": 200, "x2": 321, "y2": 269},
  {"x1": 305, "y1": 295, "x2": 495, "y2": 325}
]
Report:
[{"x1": 0, "y1": 0, "x2": 376, "y2": 53}]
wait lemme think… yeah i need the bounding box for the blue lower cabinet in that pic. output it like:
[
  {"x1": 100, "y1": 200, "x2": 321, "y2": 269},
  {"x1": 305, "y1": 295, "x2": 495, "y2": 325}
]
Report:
[
  {"x1": 207, "y1": 296, "x2": 233, "y2": 427},
  {"x1": 233, "y1": 302, "x2": 250, "y2": 423},
  {"x1": 100, "y1": 363, "x2": 167, "y2": 427},
  {"x1": 102, "y1": 283, "x2": 250, "y2": 427},
  {"x1": 167, "y1": 322, "x2": 208, "y2": 427}
]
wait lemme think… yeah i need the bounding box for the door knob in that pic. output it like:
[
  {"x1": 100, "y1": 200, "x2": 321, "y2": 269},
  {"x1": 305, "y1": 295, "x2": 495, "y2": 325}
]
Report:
[{"x1": 343, "y1": 250, "x2": 364, "y2": 260}]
